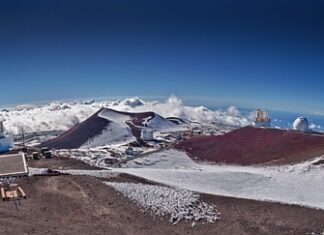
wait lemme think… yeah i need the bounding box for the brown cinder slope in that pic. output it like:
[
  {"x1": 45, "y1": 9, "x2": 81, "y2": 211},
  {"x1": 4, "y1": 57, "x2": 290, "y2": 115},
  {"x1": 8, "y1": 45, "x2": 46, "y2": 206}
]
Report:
[
  {"x1": 176, "y1": 126, "x2": 324, "y2": 165},
  {"x1": 40, "y1": 109, "x2": 110, "y2": 149}
]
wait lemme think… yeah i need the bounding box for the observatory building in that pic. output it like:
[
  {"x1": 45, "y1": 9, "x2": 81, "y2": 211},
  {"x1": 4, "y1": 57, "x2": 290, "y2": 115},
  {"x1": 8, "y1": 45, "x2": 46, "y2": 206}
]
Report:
[
  {"x1": 0, "y1": 120, "x2": 14, "y2": 153},
  {"x1": 293, "y1": 117, "x2": 309, "y2": 132},
  {"x1": 141, "y1": 129, "x2": 154, "y2": 141},
  {"x1": 253, "y1": 109, "x2": 271, "y2": 128}
]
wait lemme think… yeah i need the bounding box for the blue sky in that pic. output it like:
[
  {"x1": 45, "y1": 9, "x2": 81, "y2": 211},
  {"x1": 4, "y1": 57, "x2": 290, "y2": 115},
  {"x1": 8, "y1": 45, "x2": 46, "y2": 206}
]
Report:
[{"x1": 1, "y1": 0, "x2": 324, "y2": 113}]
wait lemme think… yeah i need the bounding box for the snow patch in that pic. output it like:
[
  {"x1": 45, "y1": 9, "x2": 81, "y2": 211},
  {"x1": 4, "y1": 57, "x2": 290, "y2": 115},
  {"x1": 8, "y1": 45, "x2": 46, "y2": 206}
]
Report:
[
  {"x1": 104, "y1": 182, "x2": 220, "y2": 224},
  {"x1": 146, "y1": 114, "x2": 177, "y2": 131},
  {"x1": 113, "y1": 150, "x2": 324, "y2": 210},
  {"x1": 54, "y1": 149, "x2": 116, "y2": 168},
  {"x1": 122, "y1": 149, "x2": 200, "y2": 170}
]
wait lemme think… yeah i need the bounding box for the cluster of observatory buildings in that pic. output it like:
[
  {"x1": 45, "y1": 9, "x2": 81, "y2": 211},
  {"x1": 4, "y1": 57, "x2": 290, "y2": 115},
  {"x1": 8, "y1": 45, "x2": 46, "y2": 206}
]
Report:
[
  {"x1": 0, "y1": 109, "x2": 317, "y2": 154},
  {"x1": 253, "y1": 109, "x2": 310, "y2": 132}
]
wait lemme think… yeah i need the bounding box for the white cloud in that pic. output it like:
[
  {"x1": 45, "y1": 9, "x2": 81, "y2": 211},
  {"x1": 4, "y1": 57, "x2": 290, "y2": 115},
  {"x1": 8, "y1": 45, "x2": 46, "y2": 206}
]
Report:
[
  {"x1": 0, "y1": 96, "x2": 251, "y2": 135},
  {"x1": 226, "y1": 106, "x2": 241, "y2": 116},
  {"x1": 309, "y1": 123, "x2": 321, "y2": 130}
]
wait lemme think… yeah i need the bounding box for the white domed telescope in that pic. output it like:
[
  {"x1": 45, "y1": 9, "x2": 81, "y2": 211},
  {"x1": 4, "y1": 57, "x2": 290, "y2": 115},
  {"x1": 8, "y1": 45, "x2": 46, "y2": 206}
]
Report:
[
  {"x1": 293, "y1": 117, "x2": 309, "y2": 132},
  {"x1": 253, "y1": 109, "x2": 271, "y2": 128}
]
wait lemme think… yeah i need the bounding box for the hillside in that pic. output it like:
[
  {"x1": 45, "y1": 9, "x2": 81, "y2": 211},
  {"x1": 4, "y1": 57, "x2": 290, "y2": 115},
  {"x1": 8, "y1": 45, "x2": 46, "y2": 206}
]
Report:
[
  {"x1": 176, "y1": 126, "x2": 324, "y2": 165},
  {"x1": 41, "y1": 108, "x2": 178, "y2": 149}
]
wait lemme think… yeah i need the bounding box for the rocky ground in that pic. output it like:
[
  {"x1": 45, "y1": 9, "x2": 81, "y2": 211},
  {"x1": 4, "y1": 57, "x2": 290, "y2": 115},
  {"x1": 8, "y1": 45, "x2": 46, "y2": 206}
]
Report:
[{"x1": 0, "y1": 157, "x2": 323, "y2": 235}]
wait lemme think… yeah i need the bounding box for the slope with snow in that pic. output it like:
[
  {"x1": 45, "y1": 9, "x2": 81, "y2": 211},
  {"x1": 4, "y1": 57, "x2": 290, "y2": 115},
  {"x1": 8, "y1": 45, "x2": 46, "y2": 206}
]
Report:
[
  {"x1": 41, "y1": 107, "x2": 182, "y2": 149},
  {"x1": 122, "y1": 149, "x2": 200, "y2": 170},
  {"x1": 113, "y1": 149, "x2": 324, "y2": 210},
  {"x1": 39, "y1": 109, "x2": 111, "y2": 149},
  {"x1": 82, "y1": 109, "x2": 136, "y2": 147}
]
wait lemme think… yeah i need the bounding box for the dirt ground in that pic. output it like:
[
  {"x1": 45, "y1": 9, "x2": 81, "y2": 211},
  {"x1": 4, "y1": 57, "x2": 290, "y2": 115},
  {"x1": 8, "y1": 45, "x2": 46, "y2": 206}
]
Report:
[
  {"x1": 27, "y1": 156, "x2": 101, "y2": 170},
  {"x1": 0, "y1": 158, "x2": 323, "y2": 235}
]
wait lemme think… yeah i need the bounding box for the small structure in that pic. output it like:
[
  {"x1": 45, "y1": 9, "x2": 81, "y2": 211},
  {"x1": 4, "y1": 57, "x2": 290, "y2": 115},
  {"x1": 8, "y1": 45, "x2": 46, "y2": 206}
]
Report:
[
  {"x1": 41, "y1": 147, "x2": 49, "y2": 156},
  {"x1": 172, "y1": 131, "x2": 182, "y2": 140},
  {"x1": 192, "y1": 128, "x2": 203, "y2": 136},
  {"x1": 0, "y1": 153, "x2": 29, "y2": 177},
  {"x1": 293, "y1": 117, "x2": 309, "y2": 132},
  {"x1": 253, "y1": 109, "x2": 271, "y2": 128},
  {"x1": 44, "y1": 151, "x2": 52, "y2": 159},
  {"x1": 204, "y1": 128, "x2": 215, "y2": 136},
  {"x1": 1, "y1": 184, "x2": 26, "y2": 201},
  {"x1": 21, "y1": 147, "x2": 28, "y2": 153},
  {"x1": 141, "y1": 129, "x2": 154, "y2": 141},
  {"x1": 1, "y1": 183, "x2": 27, "y2": 210},
  {"x1": 32, "y1": 152, "x2": 40, "y2": 160}
]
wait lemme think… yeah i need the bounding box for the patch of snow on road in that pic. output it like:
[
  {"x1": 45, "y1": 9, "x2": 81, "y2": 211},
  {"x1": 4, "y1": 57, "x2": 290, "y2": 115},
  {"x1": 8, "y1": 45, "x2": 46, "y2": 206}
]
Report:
[
  {"x1": 104, "y1": 182, "x2": 220, "y2": 224},
  {"x1": 28, "y1": 167, "x2": 49, "y2": 176}
]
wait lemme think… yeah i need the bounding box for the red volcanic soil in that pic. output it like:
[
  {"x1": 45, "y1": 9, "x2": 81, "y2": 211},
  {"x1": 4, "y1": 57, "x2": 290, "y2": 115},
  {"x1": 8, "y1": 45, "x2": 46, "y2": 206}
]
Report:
[{"x1": 176, "y1": 126, "x2": 324, "y2": 165}]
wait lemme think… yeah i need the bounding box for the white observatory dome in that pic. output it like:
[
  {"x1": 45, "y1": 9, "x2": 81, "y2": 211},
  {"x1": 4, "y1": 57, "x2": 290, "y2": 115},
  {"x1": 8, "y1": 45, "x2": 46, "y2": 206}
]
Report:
[{"x1": 293, "y1": 117, "x2": 309, "y2": 132}]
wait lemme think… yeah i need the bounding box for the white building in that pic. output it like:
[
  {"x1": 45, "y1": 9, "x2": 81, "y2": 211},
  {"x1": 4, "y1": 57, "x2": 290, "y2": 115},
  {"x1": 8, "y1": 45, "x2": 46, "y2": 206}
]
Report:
[
  {"x1": 293, "y1": 117, "x2": 309, "y2": 132},
  {"x1": 253, "y1": 109, "x2": 271, "y2": 128},
  {"x1": 141, "y1": 129, "x2": 154, "y2": 141},
  {"x1": 0, "y1": 120, "x2": 14, "y2": 153}
]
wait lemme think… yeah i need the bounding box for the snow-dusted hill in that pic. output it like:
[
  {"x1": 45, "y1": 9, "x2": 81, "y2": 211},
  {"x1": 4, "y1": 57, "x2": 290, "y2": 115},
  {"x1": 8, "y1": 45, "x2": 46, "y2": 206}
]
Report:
[{"x1": 41, "y1": 107, "x2": 181, "y2": 149}]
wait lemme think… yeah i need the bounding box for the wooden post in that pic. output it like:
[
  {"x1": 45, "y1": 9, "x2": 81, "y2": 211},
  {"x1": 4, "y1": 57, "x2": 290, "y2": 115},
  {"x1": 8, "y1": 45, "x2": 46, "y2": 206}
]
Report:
[
  {"x1": 18, "y1": 187, "x2": 27, "y2": 199},
  {"x1": 1, "y1": 187, "x2": 6, "y2": 201}
]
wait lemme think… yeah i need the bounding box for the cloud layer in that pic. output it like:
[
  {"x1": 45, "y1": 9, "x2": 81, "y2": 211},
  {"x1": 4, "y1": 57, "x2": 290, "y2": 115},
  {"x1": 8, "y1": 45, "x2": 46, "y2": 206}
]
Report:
[{"x1": 0, "y1": 96, "x2": 251, "y2": 135}]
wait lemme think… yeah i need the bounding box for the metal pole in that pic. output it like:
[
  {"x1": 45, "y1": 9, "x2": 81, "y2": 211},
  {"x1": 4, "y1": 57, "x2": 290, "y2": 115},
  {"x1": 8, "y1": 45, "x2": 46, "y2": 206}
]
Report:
[{"x1": 22, "y1": 127, "x2": 25, "y2": 148}]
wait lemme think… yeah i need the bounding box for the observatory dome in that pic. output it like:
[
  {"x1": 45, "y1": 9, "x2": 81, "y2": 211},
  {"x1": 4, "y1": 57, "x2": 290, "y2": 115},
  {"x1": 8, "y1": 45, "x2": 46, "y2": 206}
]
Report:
[{"x1": 293, "y1": 117, "x2": 309, "y2": 132}]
